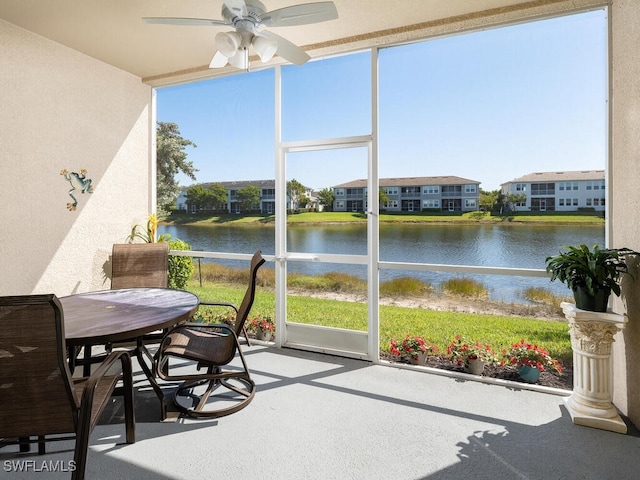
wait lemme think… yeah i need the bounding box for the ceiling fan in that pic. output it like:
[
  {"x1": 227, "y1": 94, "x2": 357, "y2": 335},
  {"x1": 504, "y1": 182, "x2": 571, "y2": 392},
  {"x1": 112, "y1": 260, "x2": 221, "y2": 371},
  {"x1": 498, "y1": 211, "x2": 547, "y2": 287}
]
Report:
[{"x1": 143, "y1": 0, "x2": 338, "y2": 70}]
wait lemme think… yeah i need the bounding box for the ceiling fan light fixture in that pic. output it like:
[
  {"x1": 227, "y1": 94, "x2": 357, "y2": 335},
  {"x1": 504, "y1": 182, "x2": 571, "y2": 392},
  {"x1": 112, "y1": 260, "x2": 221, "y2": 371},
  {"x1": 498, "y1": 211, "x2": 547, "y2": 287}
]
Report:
[
  {"x1": 253, "y1": 36, "x2": 278, "y2": 63},
  {"x1": 228, "y1": 49, "x2": 248, "y2": 70},
  {"x1": 215, "y1": 31, "x2": 242, "y2": 57},
  {"x1": 209, "y1": 51, "x2": 229, "y2": 68}
]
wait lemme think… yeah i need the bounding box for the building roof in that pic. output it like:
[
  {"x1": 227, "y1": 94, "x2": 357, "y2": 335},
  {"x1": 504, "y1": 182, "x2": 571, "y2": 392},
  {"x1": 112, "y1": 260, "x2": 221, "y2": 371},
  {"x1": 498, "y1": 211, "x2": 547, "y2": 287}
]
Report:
[
  {"x1": 503, "y1": 170, "x2": 604, "y2": 184},
  {"x1": 195, "y1": 179, "x2": 276, "y2": 189},
  {"x1": 334, "y1": 176, "x2": 480, "y2": 188}
]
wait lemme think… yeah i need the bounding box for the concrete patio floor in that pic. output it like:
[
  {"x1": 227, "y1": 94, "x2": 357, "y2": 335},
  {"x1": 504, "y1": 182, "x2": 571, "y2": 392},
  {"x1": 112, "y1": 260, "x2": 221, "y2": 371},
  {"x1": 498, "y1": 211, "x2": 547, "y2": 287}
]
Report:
[{"x1": 2, "y1": 344, "x2": 639, "y2": 479}]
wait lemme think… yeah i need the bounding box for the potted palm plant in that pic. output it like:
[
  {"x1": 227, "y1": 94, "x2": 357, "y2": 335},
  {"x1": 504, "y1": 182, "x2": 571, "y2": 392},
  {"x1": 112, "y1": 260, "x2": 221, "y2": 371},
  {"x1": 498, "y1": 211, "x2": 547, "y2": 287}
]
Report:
[{"x1": 545, "y1": 244, "x2": 636, "y2": 312}]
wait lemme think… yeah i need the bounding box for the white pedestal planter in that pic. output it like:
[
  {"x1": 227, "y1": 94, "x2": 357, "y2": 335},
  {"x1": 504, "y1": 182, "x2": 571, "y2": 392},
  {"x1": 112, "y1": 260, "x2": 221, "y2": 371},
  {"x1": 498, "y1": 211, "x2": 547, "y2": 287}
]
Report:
[{"x1": 561, "y1": 302, "x2": 627, "y2": 434}]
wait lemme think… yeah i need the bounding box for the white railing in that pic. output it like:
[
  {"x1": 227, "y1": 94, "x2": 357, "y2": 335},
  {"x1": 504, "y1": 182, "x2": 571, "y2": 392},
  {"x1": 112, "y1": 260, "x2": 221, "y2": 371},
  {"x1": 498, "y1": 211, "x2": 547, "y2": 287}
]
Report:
[{"x1": 169, "y1": 250, "x2": 550, "y2": 279}]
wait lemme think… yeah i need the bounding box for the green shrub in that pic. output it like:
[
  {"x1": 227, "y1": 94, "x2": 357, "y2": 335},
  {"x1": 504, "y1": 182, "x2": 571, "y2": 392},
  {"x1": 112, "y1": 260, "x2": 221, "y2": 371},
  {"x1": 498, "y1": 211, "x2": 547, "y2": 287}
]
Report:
[
  {"x1": 441, "y1": 277, "x2": 488, "y2": 299},
  {"x1": 168, "y1": 239, "x2": 195, "y2": 289},
  {"x1": 288, "y1": 271, "x2": 365, "y2": 293},
  {"x1": 521, "y1": 286, "x2": 569, "y2": 315},
  {"x1": 380, "y1": 277, "x2": 431, "y2": 296}
]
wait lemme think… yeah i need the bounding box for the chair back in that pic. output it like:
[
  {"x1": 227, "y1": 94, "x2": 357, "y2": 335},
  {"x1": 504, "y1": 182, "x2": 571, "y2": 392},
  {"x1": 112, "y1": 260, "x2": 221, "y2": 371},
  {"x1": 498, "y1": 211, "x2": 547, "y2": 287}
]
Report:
[
  {"x1": 0, "y1": 295, "x2": 77, "y2": 438},
  {"x1": 111, "y1": 243, "x2": 169, "y2": 289},
  {"x1": 233, "y1": 251, "x2": 266, "y2": 336}
]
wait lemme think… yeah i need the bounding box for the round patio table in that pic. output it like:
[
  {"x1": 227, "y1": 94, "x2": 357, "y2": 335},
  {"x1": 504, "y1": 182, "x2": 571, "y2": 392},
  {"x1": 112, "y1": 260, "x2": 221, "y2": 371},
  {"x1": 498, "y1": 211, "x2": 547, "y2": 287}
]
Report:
[
  {"x1": 61, "y1": 287, "x2": 200, "y2": 420},
  {"x1": 61, "y1": 287, "x2": 199, "y2": 346}
]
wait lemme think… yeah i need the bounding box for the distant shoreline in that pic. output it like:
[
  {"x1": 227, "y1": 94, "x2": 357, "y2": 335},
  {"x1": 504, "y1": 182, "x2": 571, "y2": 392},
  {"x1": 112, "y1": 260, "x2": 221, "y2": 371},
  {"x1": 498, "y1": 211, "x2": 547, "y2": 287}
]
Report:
[{"x1": 163, "y1": 210, "x2": 605, "y2": 227}]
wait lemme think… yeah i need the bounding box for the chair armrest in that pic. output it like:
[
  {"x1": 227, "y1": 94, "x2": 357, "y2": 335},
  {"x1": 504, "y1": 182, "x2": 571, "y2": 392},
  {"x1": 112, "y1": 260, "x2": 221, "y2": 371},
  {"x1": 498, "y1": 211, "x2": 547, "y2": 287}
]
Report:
[
  {"x1": 77, "y1": 351, "x2": 135, "y2": 442},
  {"x1": 196, "y1": 302, "x2": 238, "y2": 316},
  {"x1": 161, "y1": 322, "x2": 236, "y2": 342},
  {"x1": 199, "y1": 301, "x2": 238, "y2": 310},
  {"x1": 87, "y1": 350, "x2": 130, "y2": 381},
  {"x1": 155, "y1": 322, "x2": 240, "y2": 381}
]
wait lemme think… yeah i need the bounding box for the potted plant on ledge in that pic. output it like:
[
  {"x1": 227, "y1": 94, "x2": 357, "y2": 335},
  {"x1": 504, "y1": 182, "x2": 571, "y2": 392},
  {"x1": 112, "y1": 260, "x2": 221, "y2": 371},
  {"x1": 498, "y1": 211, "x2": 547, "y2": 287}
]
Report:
[
  {"x1": 503, "y1": 339, "x2": 562, "y2": 384},
  {"x1": 545, "y1": 244, "x2": 636, "y2": 312},
  {"x1": 447, "y1": 336, "x2": 498, "y2": 375},
  {"x1": 250, "y1": 314, "x2": 275, "y2": 341},
  {"x1": 390, "y1": 335, "x2": 437, "y2": 365}
]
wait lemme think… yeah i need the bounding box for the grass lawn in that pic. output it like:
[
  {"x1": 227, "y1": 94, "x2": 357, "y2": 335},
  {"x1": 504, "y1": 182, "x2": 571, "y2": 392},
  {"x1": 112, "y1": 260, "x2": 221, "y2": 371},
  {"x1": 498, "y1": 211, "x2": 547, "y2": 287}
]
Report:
[
  {"x1": 187, "y1": 282, "x2": 572, "y2": 365},
  {"x1": 165, "y1": 210, "x2": 604, "y2": 226}
]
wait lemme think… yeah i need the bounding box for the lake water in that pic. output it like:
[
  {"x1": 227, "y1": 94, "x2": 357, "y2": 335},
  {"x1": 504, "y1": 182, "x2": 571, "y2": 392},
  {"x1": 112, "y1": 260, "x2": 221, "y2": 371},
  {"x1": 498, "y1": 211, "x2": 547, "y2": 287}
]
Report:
[{"x1": 159, "y1": 223, "x2": 604, "y2": 303}]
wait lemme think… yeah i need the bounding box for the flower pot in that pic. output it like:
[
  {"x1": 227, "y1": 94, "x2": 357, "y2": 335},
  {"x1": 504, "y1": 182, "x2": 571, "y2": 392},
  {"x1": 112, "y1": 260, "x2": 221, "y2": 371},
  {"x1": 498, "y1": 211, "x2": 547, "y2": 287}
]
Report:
[
  {"x1": 465, "y1": 358, "x2": 485, "y2": 375},
  {"x1": 410, "y1": 352, "x2": 428, "y2": 365},
  {"x1": 573, "y1": 286, "x2": 610, "y2": 312},
  {"x1": 517, "y1": 365, "x2": 541, "y2": 383},
  {"x1": 256, "y1": 328, "x2": 273, "y2": 341}
]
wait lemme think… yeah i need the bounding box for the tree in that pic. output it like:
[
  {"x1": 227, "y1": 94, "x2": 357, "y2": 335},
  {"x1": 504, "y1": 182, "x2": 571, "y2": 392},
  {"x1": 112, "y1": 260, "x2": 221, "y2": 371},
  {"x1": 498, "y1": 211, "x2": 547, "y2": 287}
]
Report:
[
  {"x1": 287, "y1": 179, "x2": 306, "y2": 210},
  {"x1": 237, "y1": 185, "x2": 261, "y2": 212},
  {"x1": 298, "y1": 194, "x2": 311, "y2": 210},
  {"x1": 209, "y1": 183, "x2": 229, "y2": 212},
  {"x1": 317, "y1": 188, "x2": 335, "y2": 211},
  {"x1": 505, "y1": 192, "x2": 527, "y2": 212},
  {"x1": 379, "y1": 188, "x2": 390, "y2": 210},
  {"x1": 185, "y1": 185, "x2": 212, "y2": 211},
  {"x1": 479, "y1": 189, "x2": 500, "y2": 212},
  {"x1": 156, "y1": 122, "x2": 197, "y2": 212}
]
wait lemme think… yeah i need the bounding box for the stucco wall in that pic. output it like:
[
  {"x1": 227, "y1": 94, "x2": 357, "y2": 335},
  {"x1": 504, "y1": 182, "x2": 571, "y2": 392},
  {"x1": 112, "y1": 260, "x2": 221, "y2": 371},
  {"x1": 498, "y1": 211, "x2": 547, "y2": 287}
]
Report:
[
  {"x1": 0, "y1": 19, "x2": 153, "y2": 295},
  {"x1": 610, "y1": 0, "x2": 640, "y2": 427}
]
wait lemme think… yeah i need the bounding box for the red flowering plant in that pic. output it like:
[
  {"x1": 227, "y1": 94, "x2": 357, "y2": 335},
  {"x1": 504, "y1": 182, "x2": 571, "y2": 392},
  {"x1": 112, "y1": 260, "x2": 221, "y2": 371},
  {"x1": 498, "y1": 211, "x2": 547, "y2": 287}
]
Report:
[
  {"x1": 390, "y1": 335, "x2": 437, "y2": 362},
  {"x1": 249, "y1": 314, "x2": 275, "y2": 333},
  {"x1": 447, "y1": 336, "x2": 498, "y2": 368},
  {"x1": 389, "y1": 339, "x2": 402, "y2": 358},
  {"x1": 503, "y1": 339, "x2": 562, "y2": 373}
]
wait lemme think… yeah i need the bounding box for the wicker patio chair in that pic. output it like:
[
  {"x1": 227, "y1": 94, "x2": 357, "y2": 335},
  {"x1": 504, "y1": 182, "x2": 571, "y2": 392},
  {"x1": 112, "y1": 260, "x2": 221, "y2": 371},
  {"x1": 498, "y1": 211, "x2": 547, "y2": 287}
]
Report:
[
  {"x1": 111, "y1": 243, "x2": 169, "y2": 289},
  {"x1": 0, "y1": 294, "x2": 135, "y2": 480},
  {"x1": 111, "y1": 242, "x2": 171, "y2": 346},
  {"x1": 155, "y1": 251, "x2": 265, "y2": 418}
]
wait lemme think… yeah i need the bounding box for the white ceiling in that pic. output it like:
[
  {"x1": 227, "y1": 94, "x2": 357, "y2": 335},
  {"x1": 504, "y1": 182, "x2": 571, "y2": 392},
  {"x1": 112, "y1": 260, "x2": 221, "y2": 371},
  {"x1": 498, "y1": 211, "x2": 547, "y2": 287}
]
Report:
[{"x1": 0, "y1": 0, "x2": 538, "y2": 82}]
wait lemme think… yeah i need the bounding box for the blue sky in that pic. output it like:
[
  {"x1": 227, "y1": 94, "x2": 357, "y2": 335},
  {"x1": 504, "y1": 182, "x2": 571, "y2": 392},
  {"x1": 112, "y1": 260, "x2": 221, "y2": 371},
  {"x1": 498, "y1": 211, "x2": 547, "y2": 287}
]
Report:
[{"x1": 157, "y1": 9, "x2": 607, "y2": 192}]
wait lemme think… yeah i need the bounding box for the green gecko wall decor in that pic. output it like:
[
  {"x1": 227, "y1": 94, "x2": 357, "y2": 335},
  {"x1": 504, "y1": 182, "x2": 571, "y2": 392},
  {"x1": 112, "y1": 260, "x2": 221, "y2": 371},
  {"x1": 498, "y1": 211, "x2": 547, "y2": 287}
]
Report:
[{"x1": 60, "y1": 169, "x2": 94, "y2": 211}]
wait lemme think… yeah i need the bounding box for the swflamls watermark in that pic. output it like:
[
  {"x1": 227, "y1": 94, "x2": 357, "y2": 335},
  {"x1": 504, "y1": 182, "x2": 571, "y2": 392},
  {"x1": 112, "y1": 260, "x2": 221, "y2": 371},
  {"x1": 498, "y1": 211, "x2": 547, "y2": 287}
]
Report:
[{"x1": 3, "y1": 460, "x2": 76, "y2": 473}]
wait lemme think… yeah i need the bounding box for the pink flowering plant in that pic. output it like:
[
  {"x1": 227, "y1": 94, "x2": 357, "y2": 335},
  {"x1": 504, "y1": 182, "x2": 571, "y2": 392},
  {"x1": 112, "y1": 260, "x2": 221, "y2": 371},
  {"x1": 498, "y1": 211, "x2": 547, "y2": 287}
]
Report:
[
  {"x1": 447, "y1": 336, "x2": 498, "y2": 367},
  {"x1": 503, "y1": 339, "x2": 562, "y2": 373},
  {"x1": 390, "y1": 335, "x2": 437, "y2": 361},
  {"x1": 249, "y1": 314, "x2": 275, "y2": 333}
]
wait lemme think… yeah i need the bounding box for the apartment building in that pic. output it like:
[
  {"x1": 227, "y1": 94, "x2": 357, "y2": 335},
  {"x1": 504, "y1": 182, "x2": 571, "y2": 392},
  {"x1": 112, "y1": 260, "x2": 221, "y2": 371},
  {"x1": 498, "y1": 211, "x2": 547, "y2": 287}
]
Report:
[
  {"x1": 177, "y1": 180, "x2": 319, "y2": 214},
  {"x1": 332, "y1": 176, "x2": 481, "y2": 213},
  {"x1": 177, "y1": 180, "x2": 276, "y2": 214},
  {"x1": 501, "y1": 170, "x2": 605, "y2": 212}
]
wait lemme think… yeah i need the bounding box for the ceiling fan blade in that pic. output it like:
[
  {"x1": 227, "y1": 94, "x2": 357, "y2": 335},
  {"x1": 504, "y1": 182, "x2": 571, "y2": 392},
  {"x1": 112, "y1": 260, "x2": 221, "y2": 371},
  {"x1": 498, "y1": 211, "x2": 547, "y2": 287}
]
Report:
[
  {"x1": 223, "y1": 0, "x2": 248, "y2": 18},
  {"x1": 262, "y1": 31, "x2": 310, "y2": 66},
  {"x1": 143, "y1": 17, "x2": 229, "y2": 27},
  {"x1": 209, "y1": 50, "x2": 229, "y2": 68},
  {"x1": 261, "y1": 2, "x2": 338, "y2": 27}
]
